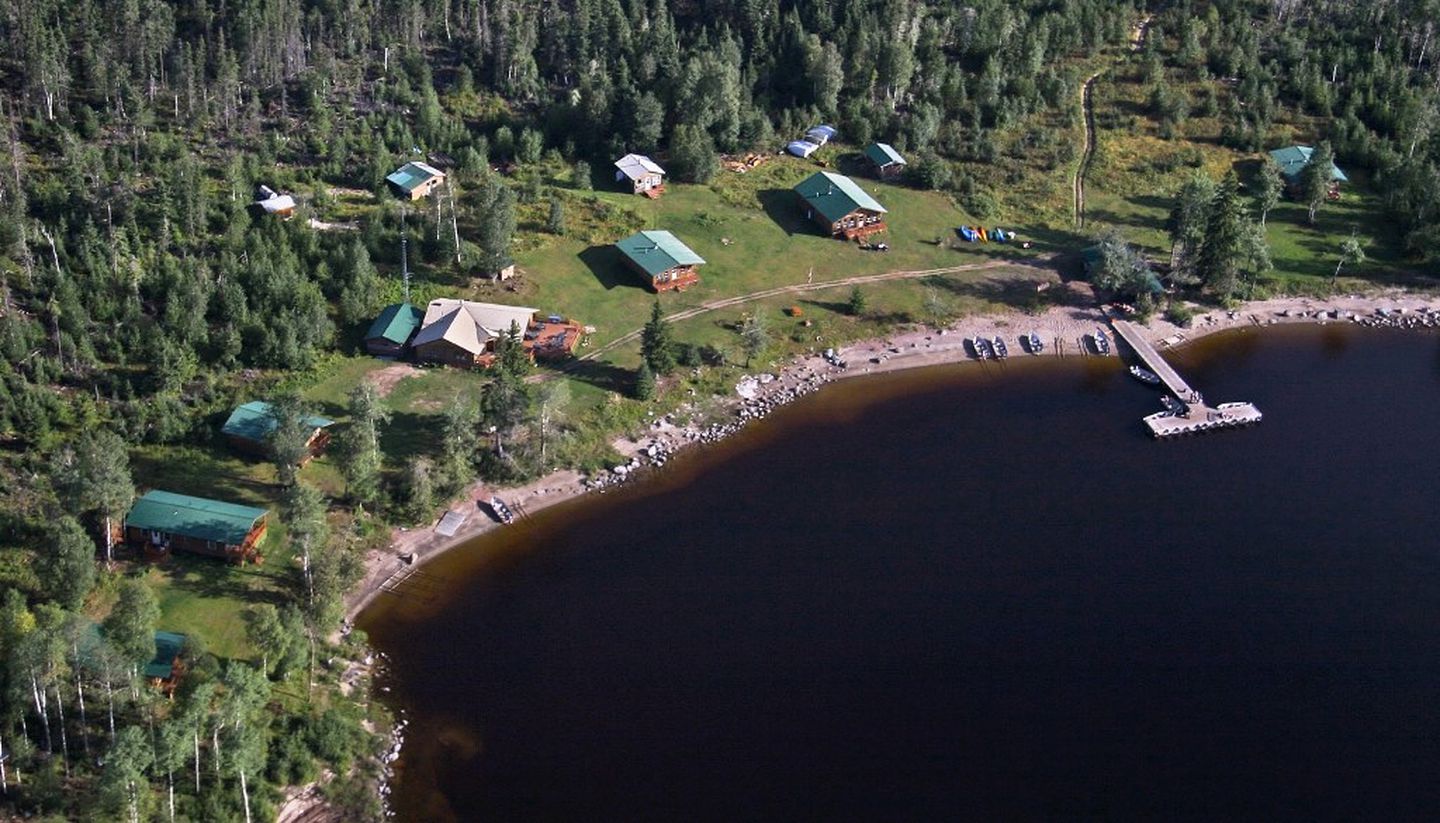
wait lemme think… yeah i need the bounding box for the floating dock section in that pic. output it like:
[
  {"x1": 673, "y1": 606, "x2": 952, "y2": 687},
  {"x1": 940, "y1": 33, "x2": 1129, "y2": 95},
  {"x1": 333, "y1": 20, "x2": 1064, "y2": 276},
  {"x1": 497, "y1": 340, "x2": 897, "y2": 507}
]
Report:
[{"x1": 1110, "y1": 320, "x2": 1262, "y2": 439}]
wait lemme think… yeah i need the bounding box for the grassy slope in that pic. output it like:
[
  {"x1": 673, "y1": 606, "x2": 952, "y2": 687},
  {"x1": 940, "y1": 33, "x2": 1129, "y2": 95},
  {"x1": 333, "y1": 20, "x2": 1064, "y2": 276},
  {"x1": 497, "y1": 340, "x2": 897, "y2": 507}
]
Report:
[{"x1": 1086, "y1": 57, "x2": 1408, "y2": 293}]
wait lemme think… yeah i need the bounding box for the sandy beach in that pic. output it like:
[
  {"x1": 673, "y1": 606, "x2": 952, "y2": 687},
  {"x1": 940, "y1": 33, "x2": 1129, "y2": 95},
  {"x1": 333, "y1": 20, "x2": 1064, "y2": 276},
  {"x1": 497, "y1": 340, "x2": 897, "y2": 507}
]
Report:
[{"x1": 343, "y1": 287, "x2": 1440, "y2": 621}]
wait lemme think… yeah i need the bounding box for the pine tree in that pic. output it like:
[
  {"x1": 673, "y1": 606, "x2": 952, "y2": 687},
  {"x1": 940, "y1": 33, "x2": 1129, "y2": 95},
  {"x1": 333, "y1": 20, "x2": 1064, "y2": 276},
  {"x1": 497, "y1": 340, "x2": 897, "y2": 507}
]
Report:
[
  {"x1": 634, "y1": 362, "x2": 657, "y2": 400},
  {"x1": 547, "y1": 196, "x2": 566, "y2": 235},
  {"x1": 1194, "y1": 172, "x2": 1242, "y2": 298},
  {"x1": 846, "y1": 286, "x2": 867, "y2": 317},
  {"x1": 640, "y1": 300, "x2": 677, "y2": 375}
]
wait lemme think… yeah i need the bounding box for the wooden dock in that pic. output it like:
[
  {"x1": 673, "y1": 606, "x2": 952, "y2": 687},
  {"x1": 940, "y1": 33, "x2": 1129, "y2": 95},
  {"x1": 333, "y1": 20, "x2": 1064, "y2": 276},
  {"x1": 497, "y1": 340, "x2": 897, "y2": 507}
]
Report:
[{"x1": 1110, "y1": 319, "x2": 1262, "y2": 439}]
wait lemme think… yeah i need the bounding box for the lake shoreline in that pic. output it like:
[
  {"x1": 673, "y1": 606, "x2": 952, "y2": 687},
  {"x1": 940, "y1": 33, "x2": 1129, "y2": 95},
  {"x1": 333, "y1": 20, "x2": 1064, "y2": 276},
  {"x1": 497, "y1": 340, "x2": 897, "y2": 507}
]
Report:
[{"x1": 342, "y1": 287, "x2": 1439, "y2": 623}]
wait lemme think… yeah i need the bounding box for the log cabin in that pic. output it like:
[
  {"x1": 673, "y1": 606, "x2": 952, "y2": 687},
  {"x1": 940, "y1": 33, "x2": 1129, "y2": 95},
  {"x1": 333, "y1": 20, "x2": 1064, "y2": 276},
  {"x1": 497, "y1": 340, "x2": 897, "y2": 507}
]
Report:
[
  {"x1": 1269, "y1": 145, "x2": 1347, "y2": 199},
  {"x1": 615, "y1": 230, "x2": 706, "y2": 292},
  {"x1": 794, "y1": 171, "x2": 889, "y2": 240},
  {"x1": 125, "y1": 490, "x2": 269, "y2": 564},
  {"x1": 221, "y1": 401, "x2": 333, "y2": 460}
]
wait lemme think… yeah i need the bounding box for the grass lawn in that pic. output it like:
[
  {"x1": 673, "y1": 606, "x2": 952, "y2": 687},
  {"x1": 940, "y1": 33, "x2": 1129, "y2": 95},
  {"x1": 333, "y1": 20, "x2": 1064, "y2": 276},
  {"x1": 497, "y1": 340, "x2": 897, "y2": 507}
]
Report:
[
  {"x1": 477, "y1": 149, "x2": 1040, "y2": 352},
  {"x1": 126, "y1": 441, "x2": 354, "y2": 661},
  {"x1": 1086, "y1": 56, "x2": 1411, "y2": 293}
]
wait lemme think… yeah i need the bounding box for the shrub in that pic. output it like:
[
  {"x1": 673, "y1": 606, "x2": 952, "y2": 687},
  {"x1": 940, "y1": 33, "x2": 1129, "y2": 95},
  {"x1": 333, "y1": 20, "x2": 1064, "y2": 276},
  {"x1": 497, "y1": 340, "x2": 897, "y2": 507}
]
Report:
[{"x1": 1164, "y1": 303, "x2": 1198, "y2": 328}]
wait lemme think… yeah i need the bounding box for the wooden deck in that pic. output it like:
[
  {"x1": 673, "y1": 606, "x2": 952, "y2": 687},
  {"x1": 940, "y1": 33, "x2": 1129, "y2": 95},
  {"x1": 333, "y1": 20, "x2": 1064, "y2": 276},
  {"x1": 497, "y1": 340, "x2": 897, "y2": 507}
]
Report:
[
  {"x1": 1111, "y1": 319, "x2": 1263, "y2": 439},
  {"x1": 1111, "y1": 320, "x2": 1200, "y2": 402}
]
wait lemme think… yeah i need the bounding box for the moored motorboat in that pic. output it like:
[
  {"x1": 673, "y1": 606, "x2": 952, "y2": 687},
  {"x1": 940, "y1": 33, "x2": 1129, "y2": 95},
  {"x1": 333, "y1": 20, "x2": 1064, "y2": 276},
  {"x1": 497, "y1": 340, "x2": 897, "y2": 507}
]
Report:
[
  {"x1": 1129, "y1": 365, "x2": 1161, "y2": 385},
  {"x1": 1027, "y1": 331, "x2": 1043, "y2": 353},
  {"x1": 971, "y1": 336, "x2": 988, "y2": 359},
  {"x1": 992, "y1": 336, "x2": 1009, "y2": 358}
]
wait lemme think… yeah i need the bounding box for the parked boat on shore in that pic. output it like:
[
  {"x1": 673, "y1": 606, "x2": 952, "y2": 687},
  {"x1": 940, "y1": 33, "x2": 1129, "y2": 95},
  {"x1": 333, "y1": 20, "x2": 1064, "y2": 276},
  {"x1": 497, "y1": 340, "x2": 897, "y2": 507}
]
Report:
[
  {"x1": 1092, "y1": 328, "x2": 1111, "y2": 355},
  {"x1": 488, "y1": 496, "x2": 516, "y2": 525},
  {"x1": 1027, "y1": 331, "x2": 1044, "y2": 353},
  {"x1": 992, "y1": 336, "x2": 1009, "y2": 359}
]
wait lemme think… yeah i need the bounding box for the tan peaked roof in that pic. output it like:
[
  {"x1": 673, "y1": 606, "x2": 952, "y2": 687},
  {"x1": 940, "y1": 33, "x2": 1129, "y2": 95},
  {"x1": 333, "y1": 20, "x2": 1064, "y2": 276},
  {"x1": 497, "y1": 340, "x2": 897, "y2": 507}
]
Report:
[
  {"x1": 412, "y1": 299, "x2": 537, "y2": 354},
  {"x1": 614, "y1": 153, "x2": 665, "y2": 181}
]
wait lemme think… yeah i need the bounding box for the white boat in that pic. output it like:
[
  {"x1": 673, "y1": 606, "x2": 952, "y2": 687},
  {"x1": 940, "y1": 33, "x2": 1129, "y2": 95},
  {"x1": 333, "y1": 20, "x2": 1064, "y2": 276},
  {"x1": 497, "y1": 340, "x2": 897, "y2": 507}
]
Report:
[
  {"x1": 1092, "y1": 328, "x2": 1111, "y2": 355},
  {"x1": 1129, "y1": 365, "x2": 1161, "y2": 385},
  {"x1": 992, "y1": 336, "x2": 1009, "y2": 358},
  {"x1": 972, "y1": 336, "x2": 991, "y2": 359},
  {"x1": 489, "y1": 496, "x2": 516, "y2": 525},
  {"x1": 1027, "y1": 331, "x2": 1044, "y2": 353}
]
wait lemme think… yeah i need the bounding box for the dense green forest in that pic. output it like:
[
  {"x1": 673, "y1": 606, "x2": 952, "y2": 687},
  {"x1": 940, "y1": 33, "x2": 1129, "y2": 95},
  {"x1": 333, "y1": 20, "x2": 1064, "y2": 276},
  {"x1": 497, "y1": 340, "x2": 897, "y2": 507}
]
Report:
[{"x1": 3, "y1": 0, "x2": 1440, "y2": 818}]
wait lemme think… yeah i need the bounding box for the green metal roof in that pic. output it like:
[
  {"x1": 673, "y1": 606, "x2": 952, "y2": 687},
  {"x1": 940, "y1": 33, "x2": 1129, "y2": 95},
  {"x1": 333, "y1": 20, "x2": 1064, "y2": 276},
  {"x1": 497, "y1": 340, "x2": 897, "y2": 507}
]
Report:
[
  {"x1": 365, "y1": 302, "x2": 423, "y2": 345},
  {"x1": 125, "y1": 490, "x2": 269, "y2": 546},
  {"x1": 794, "y1": 171, "x2": 888, "y2": 224},
  {"x1": 143, "y1": 631, "x2": 186, "y2": 679},
  {"x1": 385, "y1": 161, "x2": 444, "y2": 193},
  {"x1": 615, "y1": 230, "x2": 707, "y2": 277},
  {"x1": 1268, "y1": 146, "x2": 1348, "y2": 183},
  {"x1": 221, "y1": 401, "x2": 333, "y2": 444},
  {"x1": 864, "y1": 143, "x2": 906, "y2": 167}
]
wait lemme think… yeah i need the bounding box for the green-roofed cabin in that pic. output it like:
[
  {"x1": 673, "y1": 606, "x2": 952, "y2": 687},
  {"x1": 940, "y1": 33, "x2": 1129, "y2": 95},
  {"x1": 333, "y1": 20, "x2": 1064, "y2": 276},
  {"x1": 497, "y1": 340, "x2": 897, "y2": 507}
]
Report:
[
  {"x1": 1268, "y1": 145, "x2": 1347, "y2": 199},
  {"x1": 145, "y1": 631, "x2": 187, "y2": 695},
  {"x1": 386, "y1": 161, "x2": 446, "y2": 200},
  {"x1": 221, "y1": 401, "x2": 333, "y2": 460},
  {"x1": 615, "y1": 230, "x2": 707, "y2": 292},
  {"x1": 863, "y1": 143, "x2": 907, "y2": 180},
  {"x1": 125, "y1": 490, "x2": 269, "y2": 564},
  {"x1": 365, "y1": 302, "x2": 424, "y2": 357},
  {"x1": 794, "y1": 171, "x2": 889, "y2": 240}
]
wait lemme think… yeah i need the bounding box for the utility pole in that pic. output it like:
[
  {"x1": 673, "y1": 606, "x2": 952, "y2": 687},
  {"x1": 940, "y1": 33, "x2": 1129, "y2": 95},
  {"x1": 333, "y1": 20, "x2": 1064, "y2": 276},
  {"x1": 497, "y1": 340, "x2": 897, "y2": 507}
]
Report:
[{"x1": 400, "y1": 208, "x2": 411, "y2": 303}]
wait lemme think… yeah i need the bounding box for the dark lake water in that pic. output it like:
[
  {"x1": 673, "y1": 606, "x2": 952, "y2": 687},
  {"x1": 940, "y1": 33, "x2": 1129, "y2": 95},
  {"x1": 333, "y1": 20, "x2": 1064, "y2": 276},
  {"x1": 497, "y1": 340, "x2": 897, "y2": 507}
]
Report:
[{"x1": 361, "y1": 325, "x2": 1440, "y2": 821}]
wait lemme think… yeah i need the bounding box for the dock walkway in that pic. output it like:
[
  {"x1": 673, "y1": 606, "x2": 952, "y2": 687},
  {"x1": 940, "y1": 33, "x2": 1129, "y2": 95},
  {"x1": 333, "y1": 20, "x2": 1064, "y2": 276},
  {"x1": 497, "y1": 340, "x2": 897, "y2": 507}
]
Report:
[{"x1": 1110, "y1": 319, "x2": 1262, "y2": 439}]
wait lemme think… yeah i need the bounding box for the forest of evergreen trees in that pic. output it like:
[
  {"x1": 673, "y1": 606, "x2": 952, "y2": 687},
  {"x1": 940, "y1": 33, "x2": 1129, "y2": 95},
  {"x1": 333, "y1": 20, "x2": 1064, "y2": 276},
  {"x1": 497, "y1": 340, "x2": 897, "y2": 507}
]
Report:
[{"x1": 4, "y1": 0, "x2": 1440, "y2": 818}]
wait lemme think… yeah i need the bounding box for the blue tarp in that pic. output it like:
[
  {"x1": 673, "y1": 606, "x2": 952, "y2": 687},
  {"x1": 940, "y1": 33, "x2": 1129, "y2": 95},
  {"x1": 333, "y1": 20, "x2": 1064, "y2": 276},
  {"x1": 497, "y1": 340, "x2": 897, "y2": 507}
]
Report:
[{"x1": 786, "y1": 140, "x2": 820, "y2": 158}]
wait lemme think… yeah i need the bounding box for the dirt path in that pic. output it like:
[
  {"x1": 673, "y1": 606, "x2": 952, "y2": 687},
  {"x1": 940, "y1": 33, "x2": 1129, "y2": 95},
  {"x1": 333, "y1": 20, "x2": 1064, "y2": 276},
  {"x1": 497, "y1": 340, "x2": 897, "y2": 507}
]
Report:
[
  {"x1": 571, "y1": 256, "x2": 1057, "y2": 367},
  {"x1": 1075, "y1": 70, "x2": 1101, "y2": 229},
  {"x1": 1074, "y1": 15, "x2": 1151, "y2": 229}
]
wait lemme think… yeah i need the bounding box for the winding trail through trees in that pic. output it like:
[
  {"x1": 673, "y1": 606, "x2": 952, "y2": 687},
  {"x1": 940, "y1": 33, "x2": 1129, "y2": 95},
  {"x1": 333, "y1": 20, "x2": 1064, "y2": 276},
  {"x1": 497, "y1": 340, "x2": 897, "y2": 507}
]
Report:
[
  {"x1": 1075, "y1": 15, "x2": 1153, "y2": 229},
  {"x1": 1075, "y1": 71, "x2": 1101, "y2": 229},
  {"x1": 568, "y1": 256, "x2": 1058, "y2": 368}
]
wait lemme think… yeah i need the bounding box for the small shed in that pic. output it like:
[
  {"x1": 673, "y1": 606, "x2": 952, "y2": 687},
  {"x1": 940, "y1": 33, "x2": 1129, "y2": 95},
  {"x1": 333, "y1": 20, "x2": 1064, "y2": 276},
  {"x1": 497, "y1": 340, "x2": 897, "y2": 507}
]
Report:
[
  {"x1": 863, "y1": 143, "x2": 907, "y2": 180},
  {"x1": 365, "y1": 302, "x2": 424, "y2": 357},
  {"x1": 1268, "y1": 146, "x2": 1347, "y2": 198},
  {"x1": 615, "y1": 230, "x2": 707, "y2": 292},
  {"x1": 222, "y1": 401, "x2": 333, "y2": 459},
  {"x1": 386, "y1": 161, "x2": 446, "y2": 200},
  {"x1": 614, "y1": 154, "x2": 666, "y2": 197},
  {"x1": 125, "y1": 490, "x2": 269, "y2": 564},
  {"x1": 793, "y1": 171, "x2": 888, "y2": 240},
  {"x1": 145, "y1": 631, "x2": 187, "y2": 695}
]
